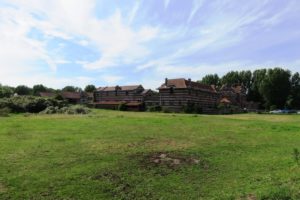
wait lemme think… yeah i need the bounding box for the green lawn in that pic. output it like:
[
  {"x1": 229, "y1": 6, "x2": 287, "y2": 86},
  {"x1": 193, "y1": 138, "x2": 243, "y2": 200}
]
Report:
[{"x1": 1, "y1": 110, "x2": 300, "y2": 199}]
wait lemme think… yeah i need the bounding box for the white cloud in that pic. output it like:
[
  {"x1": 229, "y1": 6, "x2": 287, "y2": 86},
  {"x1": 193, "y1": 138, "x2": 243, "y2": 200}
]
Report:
[
  {"x1": 164, "y1": 0, "x2": 171, "y2": 8},
  {"x1": 101, "y1": 75, "x2": 123, "y2": 85},
  {"x1": 187, "y1": 0, "x2": 205, "y2": 23}
]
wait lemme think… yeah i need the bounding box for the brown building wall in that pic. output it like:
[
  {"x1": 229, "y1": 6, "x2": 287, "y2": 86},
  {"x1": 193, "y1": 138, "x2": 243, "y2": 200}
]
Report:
[{"x1": 159, "y1": 88, "x2": 219, "y2": 113}]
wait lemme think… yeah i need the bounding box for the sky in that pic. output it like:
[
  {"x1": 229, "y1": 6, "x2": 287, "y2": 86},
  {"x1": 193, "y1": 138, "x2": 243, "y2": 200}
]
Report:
[{"x1": 0, "y1": 0, "x2": 300, "y2": 89}]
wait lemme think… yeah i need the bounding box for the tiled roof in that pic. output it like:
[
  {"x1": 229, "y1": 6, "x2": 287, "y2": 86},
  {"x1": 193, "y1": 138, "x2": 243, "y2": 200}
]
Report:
[
  {"x1": 39, "y1": 92, "x2": 55, "y2": 97},
  {"x1": 220, "y1": 97, "x2": 231, "y2": 104},
  {"x1": 61, "y1": 92, "x2": 81, "y2": 99},
  {"x1": 220, "y1": 84, "x2": 246, "y2": 94},
  {"x1": 97, "y1": 85, "x2": 142, "y2": 92},
  {"x1": 158, "y1": 78, "x2": 216, "y2": 93}
]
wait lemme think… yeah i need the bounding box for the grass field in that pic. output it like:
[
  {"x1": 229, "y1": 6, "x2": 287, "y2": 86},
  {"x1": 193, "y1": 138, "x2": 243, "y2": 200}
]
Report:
[{"x1": 1, "y1": 110, "x2": 300, "y2": 199}]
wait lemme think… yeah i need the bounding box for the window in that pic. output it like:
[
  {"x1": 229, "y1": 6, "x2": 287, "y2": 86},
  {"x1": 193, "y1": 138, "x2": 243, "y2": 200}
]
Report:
[
  {"x1": 170, "y1": 87, "x2": 174, "y2": 94},
  {"x1": 106, "y1": 91, "x2": 109, "y2": 96},
  {"x1": 178, "y1": 101, "x2": 182, "y2": 105},
  {"x1": 126, "y1": 91, "x2": 129, "y2": 96}
]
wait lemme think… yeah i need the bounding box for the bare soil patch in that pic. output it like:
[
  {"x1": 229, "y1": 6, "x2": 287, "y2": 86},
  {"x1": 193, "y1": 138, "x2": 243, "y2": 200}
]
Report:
[
  {"x1": 0, "y1": 182, "x2": 7, "y2": 193},
  {"x1": 135, "y1": 151, "x2": 208, "y2": 171}
]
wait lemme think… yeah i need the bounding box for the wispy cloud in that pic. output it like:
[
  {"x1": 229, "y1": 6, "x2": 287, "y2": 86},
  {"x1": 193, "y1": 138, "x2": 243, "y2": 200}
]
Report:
[{"x1": 0, "y1": 0, "x2": 299, "y2": 89}]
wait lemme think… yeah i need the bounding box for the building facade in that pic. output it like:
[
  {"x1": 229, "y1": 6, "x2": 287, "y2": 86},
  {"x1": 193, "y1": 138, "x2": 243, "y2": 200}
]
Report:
[
  {"x1": 158, "y1": 78, "x2": 219, "y2": 113},
  {"x1": 94, "y1": 85, "x2": 147, "y2": 110}
]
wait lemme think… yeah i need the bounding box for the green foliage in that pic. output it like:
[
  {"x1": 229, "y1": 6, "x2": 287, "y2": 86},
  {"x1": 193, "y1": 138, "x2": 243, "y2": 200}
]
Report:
[
  {"x1": 0, "y1": 107, "x2": 11, "y2": 117},
  {"x1": 118, "y1": 103, "x2": 127, "y2": 111},
  {"x1": 259, "y1": 68, "x2": 291, "y2": 109},
  {"x1": 41, "y1": 105, "x2": 91, "y2": 115},
  {"x1": 147, "y1": 105, "x2": 162, "y2": 112},
  {"x1": 183, "y1": 102, "x2": 203, "y2": 114},
  {"x1": 270, "y1": 105, "x2": 277, "y2": 111},
  {"x1": 0, "y1": 84, "x2": 14, "y2": 98},
  {"x1": 54, "y1": 94, "x2": 64, "y2": 100},
  {"x1": 289, "y1": 72, "x2": 300, "y2": 109},
  {"x1": 183, "y1": 101, "x2": 195, "y2": 113},
  {"x1": 162, "y1": 107, "x2": 172, "y2": 113},
  {"x1": 218, "y1": 103, "x2": 240, "y2": 114},
  {"x1": 84, "y1": 85, "x2": 96, "y2": 93},
  {"x1": 0, "y1": 96, "x2": 67, "y2": 113},
  {"x1": 62, "y1": 86, "x2": 82, "y2": 92},
  {"x1": 14, "y1": 85, "x2": 33, "y2": 95},
  {"x1": 199, "y1": 74, "x2": 220, "y2": 87},
  {"x1": 221, "y1": 71, "x2": 241, "y2": 85},
  {"x1": 32, "y1": 84, "x2": 47, "y2": 96}
]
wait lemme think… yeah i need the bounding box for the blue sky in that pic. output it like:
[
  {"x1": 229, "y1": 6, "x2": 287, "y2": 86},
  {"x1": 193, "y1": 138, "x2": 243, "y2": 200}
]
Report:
[{"x1": 0, "y1": 0, "x2": 300, "y2": 89}]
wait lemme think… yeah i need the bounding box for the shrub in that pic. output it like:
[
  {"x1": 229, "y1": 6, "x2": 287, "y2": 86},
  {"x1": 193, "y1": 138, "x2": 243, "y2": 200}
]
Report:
[
  {"x1": 147, "y1": 105, "x2": 162, "y2": 112},
  {"x1": 195, "y1": 105, "x2": 203, "y2": 114},
  {"x1": 270, "y1": 105, "x2": 277, "y2": 111},
  {"x1": 184, "y1": 102, "x2": 195, "y2": 113},
  {"x1": 0, "y1": 96, "x2": 67, "y2": 113},
  {"x1": 40, "y1": 105, "x2": 91, "y2": 115},
  {"x1": 162, "y1": 107, "x2": 172, "y2": 113},
  {"x1": 0, "y1": 107, "x2": 11, "y2": 117},
  {"x1": 118, "y1": 103, "x2": 127, "y2": 111}
]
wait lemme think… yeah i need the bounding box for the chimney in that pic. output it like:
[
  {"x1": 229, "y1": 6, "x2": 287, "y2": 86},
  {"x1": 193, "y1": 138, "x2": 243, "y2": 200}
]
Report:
[{"x1": 165, "y1": 78, "x2": 168, "y2": 86}]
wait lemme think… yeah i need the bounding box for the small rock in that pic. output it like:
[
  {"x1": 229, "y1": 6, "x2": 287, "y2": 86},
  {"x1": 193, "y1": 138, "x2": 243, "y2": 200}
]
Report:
[
  {"x1": 192, "y1": 159, "x2": 200, "y2": 164},
  {"x1": 173, "y1": 159, "x2": 181, "y2": 165},
  {"x1": 159, "y1": 154, "x2": 167, "y2": 159}
]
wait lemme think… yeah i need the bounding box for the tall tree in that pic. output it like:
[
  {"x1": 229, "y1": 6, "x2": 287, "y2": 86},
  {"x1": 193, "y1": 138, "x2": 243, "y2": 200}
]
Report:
[
  {"x1": 84, "y1": 85, "x2": 96, "y2": 93},
  {"x1": 239, "y1": 70, "x2": 252, "y2": 90},
  {"x1": 14, "y1": 85, "x2": 33, "y2": 95},
  {"x1": 247, "y1": 69, "x2": 267, "y2": 104},
  {"x1": 62, "y1": 86, "x2": 82, "y2": 92},
  {"x1": 33, "y1": 84, "x2": 47, "y2": 96},
  {"x1": 289, "y1": 72, "x2": 300, "y2": 109},
  {"x1": 259, "y1": 68, "x2": 291, "y2": 109},
  {"x1": 0, "y1": 84, "x2": 14, "y2": 98},
  {"x1": 199, "y1": 74, "x2": 220, "y2": 87},
  {"x1": 221, "y1": 71, "x2": 240, "y2": 85}
]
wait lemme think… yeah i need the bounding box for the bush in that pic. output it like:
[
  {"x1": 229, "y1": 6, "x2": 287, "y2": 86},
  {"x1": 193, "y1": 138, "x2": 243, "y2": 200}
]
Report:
[
  {"x1": 0, "y1": 96, "x2": 67, "y2": 113},
  {"x1": 40, "y1": 105, "x2": 91, "y2": 115},
  {"x1": 0, "y1": 107, "x2": 11, "y2": 117},
  {"x1": 118, "y1": 103, "x2": 127, "y2": 111},
  {"x1": 147, "y1": 105, "x2": 162, "y2": 112},
  {"x1": 162, "y1": 107, "x2": 172, "y2": 113},
  {"x1": 270, "y1": 105, "x2": 277, "y2": 111},
  {"x1": 184, "y1": 102, "x2": 195, "y2": 113}
]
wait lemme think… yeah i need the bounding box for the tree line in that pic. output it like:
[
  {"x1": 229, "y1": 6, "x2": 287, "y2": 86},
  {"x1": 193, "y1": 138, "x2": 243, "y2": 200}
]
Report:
[
  {"x1": 0, "y1": 84, "x2": 97, "y2": 98},
  {"x1": 199, "y1": 67, "x2": 300, "y2": 110}
]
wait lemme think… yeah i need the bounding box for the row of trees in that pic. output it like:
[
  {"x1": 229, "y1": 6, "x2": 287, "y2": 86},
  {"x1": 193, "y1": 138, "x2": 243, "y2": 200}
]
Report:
[
  {"x1": 199, "y1": 68, "x2": 300, "y2": 109},
  {"x1": 0, "y1": 84, "x2": 97, "y2": 98}
]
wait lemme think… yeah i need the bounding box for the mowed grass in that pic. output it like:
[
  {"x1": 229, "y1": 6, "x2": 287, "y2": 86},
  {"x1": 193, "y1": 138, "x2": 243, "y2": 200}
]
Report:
[{"x1": 0, "y1": 110, "x2": 300, "y2": 199}]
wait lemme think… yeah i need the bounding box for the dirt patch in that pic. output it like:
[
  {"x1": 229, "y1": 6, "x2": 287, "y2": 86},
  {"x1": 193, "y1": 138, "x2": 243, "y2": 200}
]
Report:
[
  {"x1": 0, "y1": 182, "x2": 8, "y2": 193},
  {"x1": 136, "y1": 152, "x2": 208, "y2": 171},
  {"x1": 92, "y1": 171, "x2": 153, "y2": 199},
  {"x1": 238, "y1": 194, "x2": 257, "y2": 200}
]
